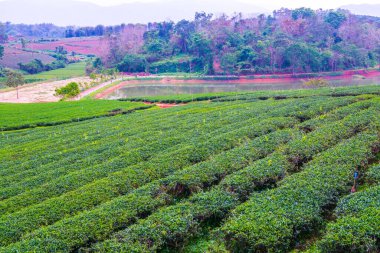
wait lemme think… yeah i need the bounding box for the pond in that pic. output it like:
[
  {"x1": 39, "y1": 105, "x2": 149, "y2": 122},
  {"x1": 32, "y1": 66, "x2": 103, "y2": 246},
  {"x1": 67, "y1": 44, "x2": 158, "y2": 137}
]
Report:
[{"x1": 105, "y1": 74, "x2": 380, "y2": 99}]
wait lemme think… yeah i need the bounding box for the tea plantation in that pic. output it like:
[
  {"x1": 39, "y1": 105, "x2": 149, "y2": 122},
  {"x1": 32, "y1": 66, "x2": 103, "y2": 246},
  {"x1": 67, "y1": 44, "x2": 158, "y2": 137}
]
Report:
[{"x1": 0, "y1": 85, "x2": 379, "y2": 252}]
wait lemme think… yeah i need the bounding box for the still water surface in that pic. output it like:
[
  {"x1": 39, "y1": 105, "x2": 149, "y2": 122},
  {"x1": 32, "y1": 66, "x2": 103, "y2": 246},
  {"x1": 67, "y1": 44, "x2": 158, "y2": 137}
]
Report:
[{"x1": 106, "y1": 76, "x2": 380, "y2": 99}]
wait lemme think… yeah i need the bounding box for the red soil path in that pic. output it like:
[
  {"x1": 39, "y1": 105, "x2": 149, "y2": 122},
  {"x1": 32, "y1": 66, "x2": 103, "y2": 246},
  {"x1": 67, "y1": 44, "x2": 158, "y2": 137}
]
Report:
[
  {"x1": 143, "y1": 101, "x2": 185, "y2": 109},
  {"x1": 94, "y1": 81, "x2": 127, "y2": 99}
]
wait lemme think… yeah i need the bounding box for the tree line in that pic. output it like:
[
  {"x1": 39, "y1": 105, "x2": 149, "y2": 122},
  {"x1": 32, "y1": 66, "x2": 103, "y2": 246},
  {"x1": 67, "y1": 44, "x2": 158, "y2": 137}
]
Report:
[
  {"x1": 0, "y1": 22, "x2": 129, "y2": 38},
  {"x1": 1, "y1": 8, "x2": 380, "y2": 76},
  {"x1": 102, "y1": 8, "x2": 380, "y2": 75}
]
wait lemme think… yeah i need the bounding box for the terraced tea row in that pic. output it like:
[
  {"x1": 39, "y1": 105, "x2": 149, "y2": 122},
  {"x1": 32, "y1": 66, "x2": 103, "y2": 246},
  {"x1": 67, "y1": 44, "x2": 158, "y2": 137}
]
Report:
[
  {"x1": 219, "y1": 125, "x2": 380, "y2": 252},
  {"x1": 0, "y1": 100, "x2": 151, "y2": 131},
  {"x1": 1, "y1": 97, "x2": 374, "y2": 252},
  {"x1": 0, "y1": 97, "x2": 354, "y2": 205},
  {"x1": 0, "y1": 100, "x2": 284, "y2": 195},
  {"x1": 0, "y1": 117, "x2": 296, "y2": 246},
  {"x1": 0, "y1": 101, "x2": 247, "y2": 170},
  {"x1": 1, "y1": 101, "x2": 248, "y2": 162},
  {"x1": 1, "y1": 86, "x2": 379, "y2": 252},
  {"x1": 2, "y1": 101, "x2": 281, "y2": 180},
  {"x1": 317, "y1": 163, "x2": 380, "y2": 252},
  {"x1": 0, "y1": 97, "x2": 331, "y2": 205},
  {"x1": 90, "y1": 106, "x2": 379, "y2": 252}
]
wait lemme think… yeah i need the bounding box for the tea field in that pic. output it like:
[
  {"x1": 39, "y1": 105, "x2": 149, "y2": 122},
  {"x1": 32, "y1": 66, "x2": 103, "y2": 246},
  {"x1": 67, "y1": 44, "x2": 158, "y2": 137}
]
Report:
[
  {"x1": 0, "y1": 85, "x2": 379, "y2": 253},
  {"x1": 0, "y1": 100, "x2": 150, "y2": 130}
]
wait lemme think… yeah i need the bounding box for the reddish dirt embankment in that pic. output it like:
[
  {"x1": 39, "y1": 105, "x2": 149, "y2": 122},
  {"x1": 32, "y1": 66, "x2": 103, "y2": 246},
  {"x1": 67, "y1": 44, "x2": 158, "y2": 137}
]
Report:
[{"x1": 143, "y1": 101, "x2": 185, "y2": 109}]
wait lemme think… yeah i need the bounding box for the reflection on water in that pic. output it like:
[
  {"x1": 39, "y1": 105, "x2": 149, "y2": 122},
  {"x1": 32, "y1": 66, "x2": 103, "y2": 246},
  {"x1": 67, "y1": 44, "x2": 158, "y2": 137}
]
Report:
[{"x1": 106, "y1": 76, "x2": 380, "y2": 99}]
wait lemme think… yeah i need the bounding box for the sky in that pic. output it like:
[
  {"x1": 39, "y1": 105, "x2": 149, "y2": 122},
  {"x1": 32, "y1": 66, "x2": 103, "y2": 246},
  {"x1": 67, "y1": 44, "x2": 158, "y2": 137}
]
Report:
[
  {"x1": 78, "y1": 0, "x2": 380, "y2": 9},
  {"x1": 0, "y1": 0, "x2": 379, "y2": 26}
]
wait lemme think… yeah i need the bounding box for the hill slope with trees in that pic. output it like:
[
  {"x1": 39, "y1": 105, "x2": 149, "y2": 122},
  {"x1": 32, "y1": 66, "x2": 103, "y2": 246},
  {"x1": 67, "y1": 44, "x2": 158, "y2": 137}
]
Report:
[{"x1": 100, "y1": 8, "x2": 380, "y2": 75}]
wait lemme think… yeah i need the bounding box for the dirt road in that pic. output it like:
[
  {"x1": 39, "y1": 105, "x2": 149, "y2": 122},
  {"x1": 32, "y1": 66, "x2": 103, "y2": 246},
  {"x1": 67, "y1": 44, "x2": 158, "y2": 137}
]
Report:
[
  {"x1": 0, "y1": 77, "x2": 91, "y2": 103},
  {"x1": 74, "y1": 78, "x2": 123, "y2": 100}
]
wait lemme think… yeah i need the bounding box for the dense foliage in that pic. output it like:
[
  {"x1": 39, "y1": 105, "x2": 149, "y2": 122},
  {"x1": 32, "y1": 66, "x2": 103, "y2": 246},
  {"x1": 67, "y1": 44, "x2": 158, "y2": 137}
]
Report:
[
  {"x1": 54, "y1": 82, "x2": 81, "y2": 100},
  {"x1": 0, "y1": 45, "x2": 3, "y2": 60},
  {"x1": 2, "y1": 9, "x2": 380, "y2": 75},
  {"x1": 18, "y1": 59, "x2": 66, "y2": 74},
  {"x1": 2, "y1": 22, "x2": 127, "y2": 38},
  {"x1": 113, "y1": 9, "x2": 380, "y2": 74},
  {"x1": 65, "y1": 24, "x2": 127, "y2": 38},
  {"x1": 0, "y1": 86, "x2": 379, "y2": 252}
]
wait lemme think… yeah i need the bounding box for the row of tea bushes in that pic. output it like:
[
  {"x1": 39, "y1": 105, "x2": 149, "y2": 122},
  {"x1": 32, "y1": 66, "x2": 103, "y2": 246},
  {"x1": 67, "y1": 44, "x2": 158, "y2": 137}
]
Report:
[
  {"x1": 0, "y1": 116, "x2": 297, "y2": 246},
  {"x1": 317, "y1": 163, "x2": 380, "y2": 252},
  {"x1": 89, "y1": 107, "x2": 377, "y2": 252},
  {"x1": 0, "y1": 99, "x2": 288, "y2": 203},
  {"x1": 219, "y1": 122, "x2": 380, "y2": 253},
  {"x1": 0, "y1": 96, "x2": 357, "y2": 251}
]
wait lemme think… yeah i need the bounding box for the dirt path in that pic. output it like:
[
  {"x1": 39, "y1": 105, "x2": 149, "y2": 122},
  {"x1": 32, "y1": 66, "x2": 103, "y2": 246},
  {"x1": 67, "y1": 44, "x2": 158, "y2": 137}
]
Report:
[
  {"x1": 143, "y1": 101, "x2": 185, "y2": 109},
  {"x1": 0, "y1": 77, "x2": 91, "y2": 103},
  {"x1": 74, "y1": 78, "x2": 123, "y2": 100}
]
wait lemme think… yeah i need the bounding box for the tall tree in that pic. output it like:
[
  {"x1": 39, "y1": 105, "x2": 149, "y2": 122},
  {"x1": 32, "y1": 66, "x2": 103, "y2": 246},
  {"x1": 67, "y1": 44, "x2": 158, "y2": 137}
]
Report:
[
  {"x1": 105, "y1": 35, "x2": 124, "y2": 67},
  {"x1": 284, "y1": 43, "x2": 310, "y2": 74},
  {"x1": 291, "y1": 7, "x2": 315, "y2": 20},
  {"x1": 189, "y1": 32, "x2": 214, "y2": 74},
  {"x1": 0, "y1": 45, "x2": 4, "y2": 59},
  {"x1": 325, "y1": 11, "x2": 347, "y2": 29},
  {"x1": 174, "y1": 20, "x2": 195, "y2": 53},
  {"x1": 0, "y1": 22, "x2": 8, "y2": 44},
  {"x1": 20, "y1": 38, "x2": 27, "y2": 49},
  {"x1": 5, "y1": 71, "x2": 24, "y2": 99},
  {"x1": 221, "y1": 52, "x2": 237, "y2": 74}
]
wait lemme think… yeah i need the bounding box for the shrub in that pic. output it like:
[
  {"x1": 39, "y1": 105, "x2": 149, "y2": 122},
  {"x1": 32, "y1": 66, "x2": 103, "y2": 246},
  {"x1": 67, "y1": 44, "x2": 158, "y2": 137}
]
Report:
[
  {"x1": 303, "y1": 78, "x2": 330, "y2": 88},
  {"x1": 148, "y1": 57, "x2": 204, "y2": 74},
  {"x1": 18, "y1": 59, "x2": 67, "y2": 74},
  {"x1": 116, "y1": 54, "x2": 147, "y2": 73},
  {"x1": 55, "y1": 82, "x2": 80, "y2": 100}
]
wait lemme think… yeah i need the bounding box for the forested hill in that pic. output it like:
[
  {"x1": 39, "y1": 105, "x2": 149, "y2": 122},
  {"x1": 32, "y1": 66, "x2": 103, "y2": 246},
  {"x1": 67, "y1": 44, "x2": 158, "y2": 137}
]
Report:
[
  {"x1": 108, "y1": 8, "x2": 380, "y2": 75},
  {"x1": 1, "y1": 8, "x2": 380, "y2": 76}
]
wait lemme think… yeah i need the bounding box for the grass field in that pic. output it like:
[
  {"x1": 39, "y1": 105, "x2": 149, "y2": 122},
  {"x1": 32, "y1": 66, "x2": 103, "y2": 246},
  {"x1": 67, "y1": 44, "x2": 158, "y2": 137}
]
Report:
[
  {"x1": 23, "y1": 61, "x2": 86, "y2": 83},
  {"x1": 0, "y1": 62, "x2": 86, "y2": 88},
  {"x1": 0, "y1": 86, "x2": 379, "y2": 252}
]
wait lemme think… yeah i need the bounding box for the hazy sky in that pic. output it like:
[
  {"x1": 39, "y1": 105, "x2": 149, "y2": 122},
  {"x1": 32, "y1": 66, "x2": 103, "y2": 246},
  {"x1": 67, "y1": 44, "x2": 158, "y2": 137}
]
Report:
[
  {"x1": 0, "y1": 0, "x2": 379, "y2": 25},
  {"x1": 78, "y1": 0, "x2": 380, "y2": 8}
]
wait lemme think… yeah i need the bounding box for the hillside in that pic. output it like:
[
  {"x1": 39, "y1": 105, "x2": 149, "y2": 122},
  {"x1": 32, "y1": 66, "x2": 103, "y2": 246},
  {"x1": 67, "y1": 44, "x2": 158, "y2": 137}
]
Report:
[
  {"x1": 1, "y1": 6, "x2": 380, "y2": 79},
  {"x1": 0, "y1": 85, "x2": 380, "y2": 252}
]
